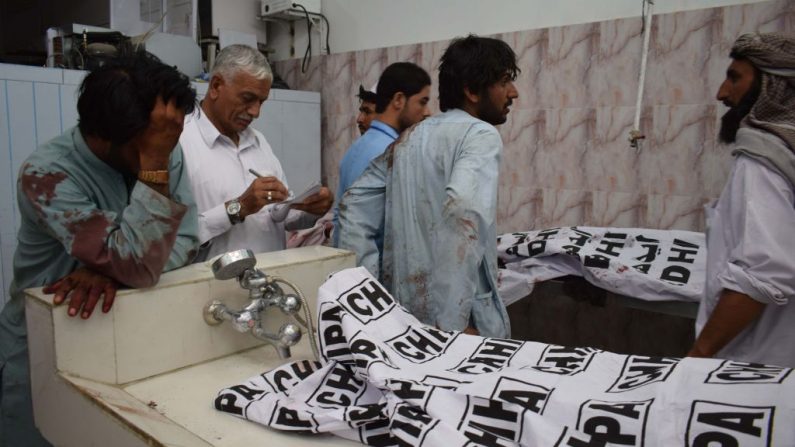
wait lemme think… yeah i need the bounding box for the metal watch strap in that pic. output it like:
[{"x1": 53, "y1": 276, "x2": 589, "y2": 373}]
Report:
[
  {"x1": 227, "y1": 199, "x2": 244, "y2": 224},
  {"x1": 137, "y1": 170, "x2": 170, "y2": 185},
  {"x1": 229, "y1": 212, "x2": 244, "y2": 225}
]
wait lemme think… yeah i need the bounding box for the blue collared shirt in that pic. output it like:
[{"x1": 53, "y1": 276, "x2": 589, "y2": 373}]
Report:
[{"x1": 333, "y1": 119, "x2": 398, "y2": 246}]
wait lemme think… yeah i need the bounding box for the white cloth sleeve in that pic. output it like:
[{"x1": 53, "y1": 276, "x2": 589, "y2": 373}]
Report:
[{"x1": 717, "y1": 156, "x2": 795, "y2": 306}]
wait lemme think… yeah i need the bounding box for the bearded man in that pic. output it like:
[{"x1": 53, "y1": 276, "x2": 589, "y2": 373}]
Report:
[
  {"x1": 338, "y1": 35, "x2": 519, "y2": 338},
  {"x1": 688, "y1": 33, "x2": 795, "y2": 367}
]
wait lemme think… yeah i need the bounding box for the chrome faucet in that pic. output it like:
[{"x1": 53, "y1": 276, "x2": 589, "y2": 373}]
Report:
[{"x1": 203, "y1": 249, "x2": 318, "y2": 360}]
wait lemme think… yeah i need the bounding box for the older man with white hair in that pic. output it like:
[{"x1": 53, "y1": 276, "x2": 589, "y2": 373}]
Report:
[
  {"x1": 689, "y1": 33, "x2": 795, "y2": 367},
  {"x1": 180, "y1": 44, "x2": 333, "y2": 259}
]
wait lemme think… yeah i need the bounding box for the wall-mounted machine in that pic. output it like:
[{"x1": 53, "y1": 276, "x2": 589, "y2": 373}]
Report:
[
  {"x1": 46, "y1": 24, "x2": 202, "y2": 78},
  {"x1": 46, "y1": 24, "x2": 127, "y2": 70},
  {"x1": 260, "y1": 0, "x2": 322, "y2": 19}
]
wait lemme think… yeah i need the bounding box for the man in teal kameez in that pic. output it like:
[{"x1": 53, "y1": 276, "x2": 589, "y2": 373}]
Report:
[{"x1": 0, "y1": 50, "x2": 199, "y2": 445}]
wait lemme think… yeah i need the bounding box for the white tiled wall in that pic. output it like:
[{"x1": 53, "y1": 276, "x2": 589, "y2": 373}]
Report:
[{"x1": 0, "y1": 63, "x2": 320, "y2": 309}]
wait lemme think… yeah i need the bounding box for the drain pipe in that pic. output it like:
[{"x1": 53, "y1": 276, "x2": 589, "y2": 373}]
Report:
[{"x1": 630, "y1": 0, "x2": 654, "y2": 151}]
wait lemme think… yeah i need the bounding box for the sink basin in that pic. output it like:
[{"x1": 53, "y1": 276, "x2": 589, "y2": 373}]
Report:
[{"x1": 25, "y1": 246, "x2": 359, "y2": 446}]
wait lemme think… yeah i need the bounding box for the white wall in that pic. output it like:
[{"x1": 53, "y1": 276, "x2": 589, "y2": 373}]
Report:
[
  {"x1": 267, "y1": 0, "x2": 769, "y2": 60},
  {"x1": 211, "y1": 0, "x2": 268, "y2": 44}
]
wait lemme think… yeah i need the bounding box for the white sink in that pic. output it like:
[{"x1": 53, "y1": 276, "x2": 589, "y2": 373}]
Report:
[{"x1": 25, "y1": 246, "x2": 359, "y2": 446}]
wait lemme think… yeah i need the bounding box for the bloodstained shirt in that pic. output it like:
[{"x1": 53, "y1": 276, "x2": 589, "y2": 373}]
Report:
[
  {"x1": 7, "y1": 126, "x2": 199, "y2": 320},
  {"x1": 0, "y1": 126, "x2": 198, "y2": 446},
  {"x1": 337, "y1": 109, "x2": 510, "y2": 338}
]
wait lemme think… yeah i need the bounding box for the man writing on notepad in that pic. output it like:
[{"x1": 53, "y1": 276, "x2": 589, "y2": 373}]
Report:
[{"x1": 180, "y1": 44, "x2": 333, "y2": 259}]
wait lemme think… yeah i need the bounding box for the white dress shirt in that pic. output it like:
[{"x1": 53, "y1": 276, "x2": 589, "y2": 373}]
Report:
[
  {"x1": 180, "y1": 109, "x2": 317, "y2": 259},
  {"x1": 696, "y1": 129, "x2": 795, "y2": 367}
]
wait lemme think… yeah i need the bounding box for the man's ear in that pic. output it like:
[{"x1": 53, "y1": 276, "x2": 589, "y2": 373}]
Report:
[
  {"x1": 208, "y1": 75, "x2": 225, "y2": 100},
  {"x1": 463, "y1": 87, "x2": 480, "y2": 105},
  {"x1": 390, "y1": 91, "x2": 407, "y2": 111}
]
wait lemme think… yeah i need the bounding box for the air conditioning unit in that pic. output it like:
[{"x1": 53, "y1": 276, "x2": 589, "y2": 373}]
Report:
[{"x1": 260, "y1": 0, "x2": 321, "y2": 19}]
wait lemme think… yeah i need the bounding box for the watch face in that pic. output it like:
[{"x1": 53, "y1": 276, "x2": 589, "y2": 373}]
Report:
[{"x1": 227, "y1": 201, "x2": 241, "y2": 215}]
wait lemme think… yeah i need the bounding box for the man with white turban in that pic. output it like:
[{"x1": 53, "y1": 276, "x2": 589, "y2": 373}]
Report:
[{"x1": 688, "y1": 33, "x2": 795, "y2": 367}]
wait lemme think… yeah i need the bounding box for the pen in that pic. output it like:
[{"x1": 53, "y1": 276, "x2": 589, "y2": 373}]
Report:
[
  {"x1": 248, "y1": 168, "x2": 264, "y2": 177},
  {"x1": 249, "y1": 168, "x2": 294, "y2": 200}
]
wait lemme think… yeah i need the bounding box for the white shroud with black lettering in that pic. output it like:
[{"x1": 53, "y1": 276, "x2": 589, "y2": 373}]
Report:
[
  {"x1": 215, "y1": 267, "x2": 794, "y2": 446},
  {"x1": 497, "y1": 227, "x2": 706, "y2": 306}
]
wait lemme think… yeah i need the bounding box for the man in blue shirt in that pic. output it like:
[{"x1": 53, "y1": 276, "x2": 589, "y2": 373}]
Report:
[{"x1": 333, "y1": 62, "x2": 431, "y2": 246}]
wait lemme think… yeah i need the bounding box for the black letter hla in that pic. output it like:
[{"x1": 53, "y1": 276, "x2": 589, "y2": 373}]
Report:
[
  {"x1": 391, "y1": 405, "x2": 435, "y2": 447},
  {"x1": 463, "y1": 399, "x2": 521, "y2": 445}
]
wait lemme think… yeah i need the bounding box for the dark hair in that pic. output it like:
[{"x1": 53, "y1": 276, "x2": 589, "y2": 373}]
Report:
[
  {"x1": 438, "y1": 35, "x2": 520, "y2": 112},
  {"x1": 374, "y1": 62, "x2": 431, "y2": 113},
  {"x1": 77, "y1": 49, "x2": 196, "y2": 146},
  {"x1": 357, "y1": 85, "x2": 377, "y2": 103}
]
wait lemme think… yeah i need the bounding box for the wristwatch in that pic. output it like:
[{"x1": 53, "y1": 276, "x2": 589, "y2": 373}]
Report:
[{"x1": 226, "y1": 199, "x2": 244, "y2": 224}]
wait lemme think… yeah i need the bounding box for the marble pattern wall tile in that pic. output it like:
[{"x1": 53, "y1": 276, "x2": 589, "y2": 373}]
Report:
[
  {"x1": 499, "y1": 108, "x2": 545, "y2": 189},
  {"x1": 322, "y1": 52, "x2": 356, "y2": 115},
  {"x1": 540, "y1": 188, "x2": 594, "y2": 228},
  {"x1": 534, "y1": 108, "x2": 596, "y2": 191},
  {"x1": 643, "y1": 194, "x2": 710, "y2": 231},
  {"x1": 386, "y1": 43, "x2": 422, "y2": 67},
  {"x1": 319, "y1": 52, "x2": 356, "y2": 187},
  {"x1": 591, "y1": 191, "x2": 646, "y2": 228},
  {"x1": 592, "y1": 17, "x2": 643, "y2": 108},
  {"x1": 646, "y1": 8, "x2": 720, "y2": 106},
  {"x1": 585, "y1": 106, "x2": 642, "y2": 193},
  {"x1": 272, "y1": 59, "x2": 298, "y2": 90},
  {"x1": 497, "y1": 185, "x2": 542, "y2": 235},
  {"x1": 499, "y1": 29, "x2": 547, "y2": 110},
  {"x1": 289, "y1": 57, "x2": 324, "y2": 92},
  {"x1": 266, "y1": 0, "x2": 791, "y2": 234},
  {"x1": 539, "y1": 23, "x2": 599, "y2": 109},
  {"x1": 353, "y1": 48, "x2": 387, "y2": 94},
  {"x1": 720, "y1": 0, "x2": 794, "y2": 47},
  {"x1": 321, "y1": 108, "x2": 356, "y2": 190},
  {"x1": 641, "y1": 104, "x2": 717, "y2": 196}
]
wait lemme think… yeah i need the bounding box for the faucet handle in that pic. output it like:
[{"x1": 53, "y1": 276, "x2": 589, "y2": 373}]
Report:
[
  {"x1": 278, "y1": 323, "x2": 302, "y2": 347},
  {"x1": 280, "y1": 294, "x2": 302, "y2": 315},
  {"x1": 252, "y1": 323, "x2": 302, "y2": 359},
  {"x1": 212, "y1": 249, "x2": 257, "y2": 280}
]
